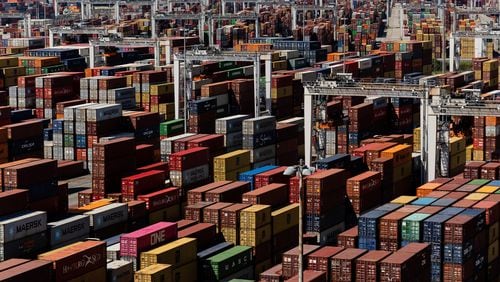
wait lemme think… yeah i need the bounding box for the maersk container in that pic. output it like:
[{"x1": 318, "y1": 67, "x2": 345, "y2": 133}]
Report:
[
  {"x1": 84, "y1": 203, "x2": 128, "y2": 231},
  {"x1": 0, "y1": 211, "x2": 47, "y2": 243},
  {"x1": 47, "y1": 215, "x2": 90, "y2": 247},
  {"x1": 205, "y1": 246, "x2": 253, "y2": 281},
  {"x1": 238, "y1": 165, "x2": 278, "y2": 190}
]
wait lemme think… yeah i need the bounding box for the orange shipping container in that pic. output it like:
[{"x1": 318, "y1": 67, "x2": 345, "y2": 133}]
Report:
[
  {"x1": 381, "y1": 144, "x2": 412, "y2": 167},
  {"x1": 416, "y1": 183, "x2": 442, "y2": 197}
]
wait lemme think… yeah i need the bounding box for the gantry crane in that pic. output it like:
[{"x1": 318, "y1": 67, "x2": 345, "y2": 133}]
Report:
[
  {"x1": 302, "y1": 75, "x2": 500, "y2": 182},
  {"x1": 173, "y1": 48, "x2": 273, "y2": 131},
  {"x1": 88, "y1": 38, "x2": 163, "y2": 67}
]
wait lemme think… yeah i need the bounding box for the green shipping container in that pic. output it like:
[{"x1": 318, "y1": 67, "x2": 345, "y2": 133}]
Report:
[
  {"x1": 401, "y1": 213, "x2": 432, "y2": 242},
  {"x1": 468, "y1": 179, "x2": 490, "y2": 186},
  {"x1": 219, "y1": 61, "x2": 236, "y2": 70},
  {"x1": 160, "y1": 119, "x2": 184, "y2": 136},
  {"x1": 206, "y1": 246, "x2": 253, "y2": 281},
  {"x1": 227, "y1": 68, "x2": 244, "y2": 79}
]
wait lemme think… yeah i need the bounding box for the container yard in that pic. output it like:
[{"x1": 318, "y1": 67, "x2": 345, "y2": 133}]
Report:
[{"x1": 0, "y1": 0, "x2": 499, "y2": 281}]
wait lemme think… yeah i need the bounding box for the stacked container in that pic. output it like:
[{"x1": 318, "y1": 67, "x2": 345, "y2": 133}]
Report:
[
  {"x1": 346, "y1": 171, "x2": 382, "y2": 215},
  {"x1": 240, "y1": 204, "x2": 272, "y2": 273},
  {"x1": 242, "y1": 116, "x2": 277, "y2": 168},
  {"x1": 220, "y1": 203, "x2": 252, "y2": 245},
  {"x1": 215, "y1": 114, "x2": 249, "y2": 150},
  {"x1": 213, "y1": 150, "x2": 251, "y2": 181},
  {"x1": 168, "y1": 147, "x2": 210, "y2": 197}
]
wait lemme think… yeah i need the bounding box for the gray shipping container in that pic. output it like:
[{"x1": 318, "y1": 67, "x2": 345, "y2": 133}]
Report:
[
  {"x1": 250, "y1": 145, "x2": 276, "y2": 163},
  {"x1": 107, "y1": 260, "x2": 134, "y2": 282},
  {"x1": 0, "y1": 231, "x2": 48, "y2": 261},
  {"x1": 216, "y1": 115, "x2": 249, "y2": 134},
  {"x1": 86, "y1": 104, "x2": 122, "y2": 122},
  {"x1": 47, "y1": 215, "x2": 90, "y2": 247},
  {"x1": 0, "y1": 211, "x2": 47, "y2": 243},
  {"x1": 242, "y1": 116, "x2": 277, "y2": 135},
  {"x1": 107, "y1": 243, "x2": 121, "y2": 261},
  {"x1": 84, "y1": 203, "x2": 128, "y2": 231},
  {"x1": 160, "y1": 133, "x2": 195, "y2": 156},
  {"x1": 170, "y1": 164, "x2": 209, "y2": 188}
]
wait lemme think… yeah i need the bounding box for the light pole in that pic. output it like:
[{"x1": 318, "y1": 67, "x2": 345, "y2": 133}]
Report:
[{"x1": 284, "y1": 159, "x2": 314, "y2": 282}]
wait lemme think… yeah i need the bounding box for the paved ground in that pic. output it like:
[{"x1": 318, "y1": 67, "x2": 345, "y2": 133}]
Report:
[{"x1": 384, "y1": 3, "x2": 410, "y2": 41}]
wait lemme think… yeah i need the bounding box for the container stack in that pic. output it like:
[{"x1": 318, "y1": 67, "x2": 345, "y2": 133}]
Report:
[
  {"x1": 304, "y1": 169, "x2": 349, "y2": 241},
  {"x1": 281, "y1": 245, "x2": 321, "y2": 279},
  {"x1": 25, "y1": 48, "x2": 87, "y2": 72},
  {"x1": 358, "y1": 204, "x2": 401, "y2": 250},
  {"x1": 213, "y1": 150, "x2": 251, "y2": 181},
  {"x1": 133, "y1": 70, "x2": 168, "y2": 111},
  {"x1": 201, "y1": 81, "x2": 230, "y2": 118},
  {"x1": 189, "y1": 97, "x2": 218, "y2": 133},
  {"x1": 220, "y1": 203, "x2": 252, "y2": 245},
  {"x1": 159, "y1": 119, "x2": 184, "y2": 139},
  {"x1": 239, "y1": 204, "x2": 272, "y2": 273},
  {"x1": 84, "y1": 202, "x2": 128, "y2": 238},
  {"x1": 215, "y1": 114, "x2": 249, "y2": 151},
  {"x1": 271, "y1": 75, "x2": 293, "y2": 119},
  {"x1": 473, "y1": 117, "x2": 486, "y2": 161},
  {"x1": 229, "y1": 79, "x2": 255, "y2": 115},
  {"x1": 120, "y1": 222, "x2": 177, "y2": 270},
  {"x1": 0, "y1": 57, "x2": 24, "y2": 91},
  {"x1": 275, "y1": 122, "x2": 299, "y2": 166},
  {"x1": 9, "y1": 74, "x2": 41, "y2": 110},
  {"x1": 448, "y1": 136, "x2": 466, "y2": 176},
  {"x1": 242, "y1": 116, "x2": 277, "y2": 168},
  {"x1": 38, "y1": 240, "x2": 107, "y2": 281},
  {"x1": 121, "y1": 170, "x2": 166, "y2": 202},
  {"x1": 91, "y1": 137, "x2": 136, "y2": 200},
  {"x1": 168, "y1": 147, "x2": 210, "y2": 197},
  {"x1": 346, "y1": 171, "x2": 382, "y2": 216},
  {"x1": 0, "y1": 211, "x2": 48, "y2": 260},
  {"x1": 47, "y1": 215, "x2": 90, "y2": 249},
  {"x1": 379, "y1": 243, "x2": 431, "y2": 281},
  {"x1": 271, "y1": 204, "x2": 299, "y2": 264},
  {"x1": 34, "y1": 73, "x2": 81, "y2": 119},
  {"x1": 348, "y1": 102, "x2": 373, "y2": 151},
  {"x1": 19, "y1": 56, "x2": 63, "y2": 75},
  {"x1": 204, "y1": 245, "x2": 254, "y2": 281},
  {"x1": 380, "y1": 144, "x2": 413, "y2": 198}
]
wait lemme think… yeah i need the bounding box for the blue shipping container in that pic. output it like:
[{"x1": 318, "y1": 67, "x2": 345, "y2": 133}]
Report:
[{"x1": 238, "y1": 165, "x2": 278, "y2": 190}]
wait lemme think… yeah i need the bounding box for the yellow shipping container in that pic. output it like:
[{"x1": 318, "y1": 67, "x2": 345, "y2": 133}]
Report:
[
  {"x1": 214, "y1": 150, "x2": 251, "y2": 172},
  {"x1": 449, "y1": 137, "x2": 466, "y2": 154},
  {"x1": 484, "y1": 60, "x2": 499, "y2": 72},
  {"x1": 473, "y1": 150, "x2": 484, "y2": 161},
  {"x1": 134, "y1": 264, "x2": 172, "y2": 282},
  {"x1": 240, "y1": 224, "x2": 272, "y2": 246},
  {"x1": 171, "y1": 261, "x2": 197, "y2": 282},
  {"x1": 464, "y1": 193, "x2": 488, "y2": 201},
  {"x1": 1, "y1": 66, "x2": 25, "y2": 77},
  {"x1": 271, "y1": 204, "x2": 299, "y2": 235},
  {"x1": 221, "y1": 227, "x2": 238, "y2": 245},
  {"x1": 240, "y1": 205, "x2": 272, "y2": 229},
  {"x1": 391, "y1": 195, "x2": 418, "y2": 205},
  {"x1": 0, "y1": 56, "x2": 18, "y2": 68},
  {"x1": 488, "y1": 240, "x2": 499, "y2": 264},
  {"x1": 466, "y1": 145, "x2": 473, "y2": 162},
  {"x1": 449, "y1": 151, "x2": 466, "y2": 169},
  {"x1": 489, "y1": 222, "x2": 499, "y2": 244},
  {"x1": 271, "y1": 86, "x2": 293, "y2": 99},
  {"x1": 381, "y1": 144, "x2": 412, "y2": 167},
  {"x1": 77, "y1": 199, "x2": 115, "y2": 212},
  {"x1": 214, "y1": 165, "x2": 251, "y2": 181},
  {"x1": 150, "y1": 83, "x2": 174, "y2": 95},
  {"x1": 149, "y1": 204, "x2": 180, "y2": 224},
  {"x1": 140, "y1": 238, "x2": 197, "y2": 269},
  {"x1": 476, "y1": 186, "x2": 499, "y2": 194},
  {"x1": 416, "y1": 183, "x2": 442, "y2": 197}
]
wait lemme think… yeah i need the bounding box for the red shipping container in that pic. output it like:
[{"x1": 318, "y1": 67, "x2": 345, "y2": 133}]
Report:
[
  {"x1": 255, "y1": 166, "x2": 290, "y2": 189},
  {"x1": 187, "y1": 181, "x2": 232, "y2": 205},
  {"x1": 284, "y1": 270, "x2": 327, "y2": 282},
  {"x1": 307, "y1": 246, "x2": 344, "y2": 280},
  {"x1": 38, "y1": 241, "x2": 106, "y2": 282},
  {"x1": 220, "y1": 203, "x2": 252, "y2": 228},
  {"x1": 184, "y1": 201, "x2": 215, "y2": 222},
  {"x1": 242, "y1": 183, "x2": 289, "y2": 208},
  {"x1": 178, "y1": 223, "x2": 216, "y2": 249},
  {"x1": 0, "y1": 189, "x2": 28, "y2": 216},
  {"x1": 282, "y1": 245, "x2": 322, "y2": 279},
  {"x1": 337, "y1": 227, "x2": 358, "y2": 249},
  {"x1": 137, "y1": 187, "x2": 180, "y2": 211},
  {"x1": 204, "y1": 181, "x2": 251, "y2": 203},
  {"x1": 355, "y1": 250, "x2": 393, "y2": 282},
  {"x1": 331, "y1": 248, "x2": 368, "y2": 281},
  {"x1": 120, "y1": 222, "x2": 177, "y2": 257},
  {"x1": 168, "y1": 147, "x2": 209, "y2": 171},
  {"x1": 136, "y1": 162, "x2": 169, "y2": 177},
  {"x1": 121, "y1": 170, "x2": 165, "y2": 200}
]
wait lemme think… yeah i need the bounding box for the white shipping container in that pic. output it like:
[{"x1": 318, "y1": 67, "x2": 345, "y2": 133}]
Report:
[
  {"x1": 250, "y1": 145, "x2": 276, "y2": 163},
  {"x1": 169, "y1": 164, "x2": 209, "y2": 187},
  {"x1": 86, "y1": 104, "x2": 122, "y2": 122},
  {"x1": 224, "y1": 132, "x2": 243, "y2": 148},
  {"x1": 486, "y1": 125, "x2": 500, "y2": 137},
  {"x1": 47, "y1": 215, "x2": 90, "y2": 247},
  {"x1": 85, "y1": 203, "x2": 128, "y2": 231},
  {"x1": 107, "y1": 243, "x2": 121, "y2": 261},
  {"x1": 215, "y1": 114, "x2": 249, "y2": 134},
  {"x1": 0, "y1": 211, "x2": 47, "y2": 243},
  {"x1": 357, "y1": 58, "x2": 372, "y2": 70},
  {"x1": 160, "y1": 133, "x2": 195, "y2": 155},
  {"x1": 64, "y1": 103, "x2": 96, "y2": 121},
  {"x1": 107, "y1": 260, "x2": 134, "y2": 282},
  {"x1": 242, "y1": 116, "x2": 277, "y2": 135}
]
